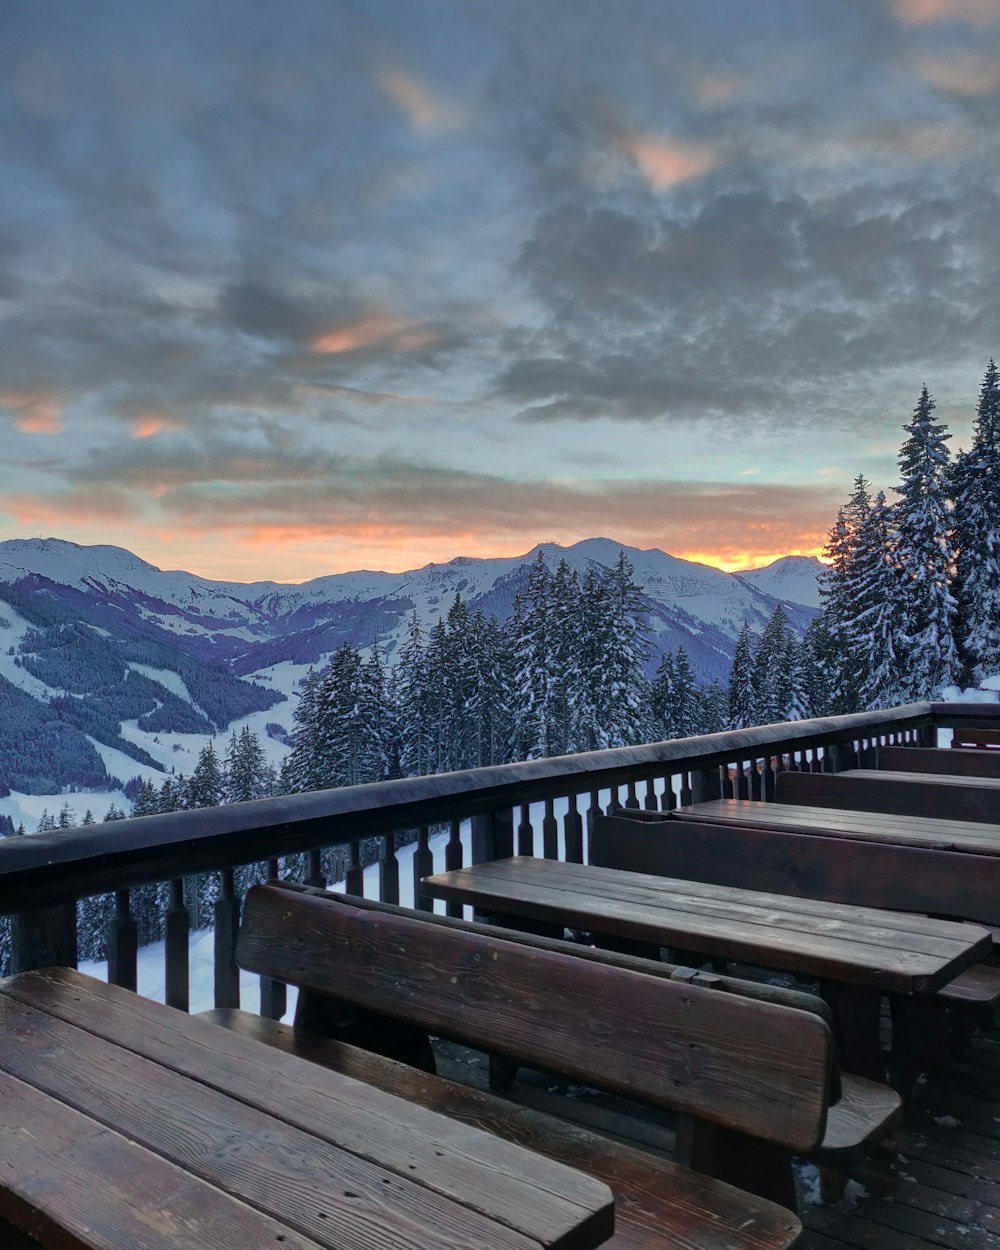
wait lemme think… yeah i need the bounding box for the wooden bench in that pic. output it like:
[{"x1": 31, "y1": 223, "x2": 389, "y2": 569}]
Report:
[
  {"x1": 595, "y1": 810, "x2": 1000, "y2": 1081},
  {"x1": 952, "y1": 727, "x2": 1000, "y2": 750},
  {"x1": 878, "y1": 744, "x2": 1000, "y2": 779},
  {"x1": 774, "y1": 766, "x2": 1000, "y2": 824},
  {"x1": 202, "y1": 881, "x2": 887, "y2": 1231}
]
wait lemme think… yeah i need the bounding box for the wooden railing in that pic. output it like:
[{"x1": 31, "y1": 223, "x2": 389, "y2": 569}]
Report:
[{"x1": 0, "y1": 700, "x2": 996, "y2": 1014}]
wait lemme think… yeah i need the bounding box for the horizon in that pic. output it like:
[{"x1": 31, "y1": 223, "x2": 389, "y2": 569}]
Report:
[
  {"x1": 1, "y1": 531, "x2": 826, "y2": 585},
  {"x1": 2, "y1": 2, "x2": 998, "y2": 580}
]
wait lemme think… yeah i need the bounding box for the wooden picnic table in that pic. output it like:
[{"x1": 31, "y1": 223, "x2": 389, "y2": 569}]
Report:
[
  {"x1": 421, "y1": 856, "x2": 990, "y2": 997},
  {"x1": 422, "y1": 856, "x2": 992, "y2": 1087},
  {"x1": 675, "y1": 798, "x2": 1000, "y2": 856},
  {"x1": 0, "y1": 967, "x2": 615, "y2": 1250}
]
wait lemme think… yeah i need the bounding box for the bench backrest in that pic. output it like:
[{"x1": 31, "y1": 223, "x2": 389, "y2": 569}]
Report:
[
  {"x1": 774, "y1": 768, "x2": 1000, "y2": 823},
  {"x1": 878, "y1": 745, "x2": 1000, "y2": 780},
  {"x1": 238, "y1": 883, "x2": 832, "y2": 1153},
  {"x1": 591, "y1": 812, "x2": 999, "y2": 927},
  {"x1": 952, "y1": 727, "x2": 1000, "y2": 750}
]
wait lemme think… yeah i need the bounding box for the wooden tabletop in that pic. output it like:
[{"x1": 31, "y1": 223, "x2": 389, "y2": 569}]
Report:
[
  {"x1": 677, "y1": 798, "x2": 1000, "y2": 856},
  {"x1": 421, "y1": 857, "x2": 992, "y2": 995},
  {"x1": 0, "y1": 968, "x2": 614, "y2": 1250}
]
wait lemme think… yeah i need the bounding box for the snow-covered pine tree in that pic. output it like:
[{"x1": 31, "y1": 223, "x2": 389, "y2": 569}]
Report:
[
  {"x1": 225, "y1": 726, "x2": 267, "y2": 803},
  {"x1": 952, "y1": 359, "x2": 1000, "y2": 683},
  {"x1": 802, "y1": 616, "x2": 836, "y2": 718},
  {"x1": 281, "y1": 667, "x2": 323, "y2": 793},
  {"x1": 852, "y1": 490, "x2": 903, "y2": 708},
  {"x1": 599, "y1": 551, "x2": 651, "y2": 748},
  {"x1": 819, "y1": 475, "x2": 873, "y2": 712},
  {"x1": 650, "y1": 650, "x2": 677, "y2": 739},
  {"x1": 893, "y1": 385, "x2": 959, "y2": 699},
  {"x1": 510, "y1": 552, "x2": 555, "y2": 759},
  {"x1": 396, "y1": 612, "x2": 431, "y2": 778},
  {"x1": 314, "y1": 643, "x2": 365, "y2": 788},
  {"x1": 752, "y1": 605, "x2": 794, "y2": 724},
  {"x1": 727, "y1": 622, "x2": 757, "y2": 728}
]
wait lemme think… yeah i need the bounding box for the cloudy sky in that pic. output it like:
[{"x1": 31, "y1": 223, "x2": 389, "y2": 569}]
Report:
[{"x1": 1, "y1": 0, "x2": 999, "y2": 582}]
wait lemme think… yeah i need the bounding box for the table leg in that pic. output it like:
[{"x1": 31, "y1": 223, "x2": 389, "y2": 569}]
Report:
[
  {"x1": 821, "y1": 983, "x2": 886, "y2": 1084},
  {"x1": 888, "y1": 998, "x2": 951, "y2": 1095}
]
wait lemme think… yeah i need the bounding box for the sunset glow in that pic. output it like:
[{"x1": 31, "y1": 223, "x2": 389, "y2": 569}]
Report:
[{"x1": 1, "y1": 2, "x2": 997, "y2": 583}]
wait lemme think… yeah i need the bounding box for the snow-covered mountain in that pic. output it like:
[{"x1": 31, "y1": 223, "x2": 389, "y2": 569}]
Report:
[
  {"x1": 0, "y1": 536, "x2": 820, "y2": 796},
  {"x1": 737, "y1": 555, "x2": 825, "y2": 609}
]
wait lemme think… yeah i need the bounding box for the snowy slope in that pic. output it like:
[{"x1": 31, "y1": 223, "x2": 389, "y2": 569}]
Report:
[{"x1": 737, "y1": 555, "x2": 824, "y2": 609}]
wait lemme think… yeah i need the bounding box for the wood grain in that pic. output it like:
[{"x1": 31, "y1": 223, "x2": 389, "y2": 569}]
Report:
[
  {"x1": 0, "y1": 968, "x2": 611, "y2": 1250},
  {"x1": 878, "y1": 745, "x2": 1000, "y2": 779},
  {"x1": 678, "y1": 798, "x2": 1000, "y2": 857},
  {"x1": 776, "y1": 769, "x2": 1000, "y2": 823},
  {"x1": 0, "y1": 991, "x2": 549, "y2": 1250},
  {"x1": 236, "y1": 883, "x2": 832, "y2": 1153},
  {"x1": 0, "y1": 1067, "x2": 328, "y2": 1250},
  {"x1": 201, "y1": 1008, "x2": 805, "y2": 1250},
  {"x1": 422, "y1": 857, "x2": 990, "y2": 995}
]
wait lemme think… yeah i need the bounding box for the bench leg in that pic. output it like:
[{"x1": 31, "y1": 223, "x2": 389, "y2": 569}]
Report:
[
  {"x1": 675, "y1": 1115, "x2": 799, "y2": 1213},
  {"x1": 821, "y1": 983, "x2": 886, "y2": 1084},
  {"x1": 489, "y1": 1054, "x2": 520, "y2": 1090}
]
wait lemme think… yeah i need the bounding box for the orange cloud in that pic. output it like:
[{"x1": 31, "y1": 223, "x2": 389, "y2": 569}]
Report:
[
  {"x1": 620, "y1": 134, "x2": 716, "y2": 189},
  {"x1": 5, "y1": 488, "x2": 138, "y2": 525},
  {"x1": 312, "y1": 316, "x2": 437, "y2": 355},
  {"x1": 1, "y1": 391, "x2": 62, "y2": 435},
  {"x1": 130, "y1": 411, "x2": 183, "y2": 439},
  {"x1": 890, "y1": 0, "x2": 999, "y2": 24},
  {"x1": 918, "y1": 53, "x2": 1000, "y2": 96},
  {"x1": 377, "y1": 68, "x2": 463, "y2": 135}
]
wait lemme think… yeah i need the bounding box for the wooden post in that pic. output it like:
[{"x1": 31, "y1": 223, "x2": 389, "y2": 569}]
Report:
[
  {"x1": 213, "y1": 869, "x2": 240, "y2": 1010},
  {"x1": 9, "y1": 903, "x2": 77, "y2": 975},
  {"x1": 165, "y1": 878, "x2": 190, "y2": 1013},
  {"x1": 471, "y1": 807, "x2": 514, "y2": 865},
  {"x1": 107, "y1": 890, "x2": 138, "y2": 992},
  {"x1": 830, "y1": 740, "x2": 855, "y2": 773},
  {"x1": 690, "y1": 766, "x2": 722, "y2": 804}
]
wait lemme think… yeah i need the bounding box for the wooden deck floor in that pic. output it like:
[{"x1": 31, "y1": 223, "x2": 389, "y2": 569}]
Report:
[{"x1": 434, "y1": 1025, "x2": 1000, "y2": 1250}]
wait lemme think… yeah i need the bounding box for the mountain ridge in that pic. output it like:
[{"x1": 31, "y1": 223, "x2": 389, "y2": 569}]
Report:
[{"x1": 0, "y1": 536, "x2": 822, "y2": 794}]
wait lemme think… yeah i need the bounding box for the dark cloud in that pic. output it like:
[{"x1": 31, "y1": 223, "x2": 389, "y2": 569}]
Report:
[{"x1": 2, "y1": 0, "x2": 1000, "y2": 574}]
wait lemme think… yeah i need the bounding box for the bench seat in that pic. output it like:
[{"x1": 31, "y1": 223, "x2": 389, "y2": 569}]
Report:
[{"x1": 201, "y1": 1008, "x2": 805, "y2": 1250}]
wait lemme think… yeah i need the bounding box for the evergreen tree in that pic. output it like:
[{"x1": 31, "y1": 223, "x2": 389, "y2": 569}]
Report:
[
  {"x1": 852, "y1": 490, "x2": 903, "y2": 708},
  {"x1": 511, "y1": 552, "x2": 555, "y2": 759},
  {"x1": 396, "y1": 612, "x2": 431, "y2": 778},
  {"x1": 753, "y1": 605, "x2": 794, "y2": 724},
  {"x1": 187, "y1": 742, "x2": 224, "y2": 808},
  {"x1": 226, "y1": 726, "x2": 267, "y2": 802},
  {"x1": 282, "y1": 667, "x2": 323, "y2": 793},
  {"x1": 314, "y1": 643, "x2": 365, "y2": 787},
  {"x1": 893, "y1": 385, "x2": 958, "y2": 698},
  {"x1": 953, "y1": 359, "x2": 1000, "y2": 682},
  {"x1": 802, "y1": 616, "x2": 836, "y2": 718},
  {"x1": 728, "y1": 623, "x2": 757, "y2": 728},
  {"x1": 697, "y1": 677, "x2": 729, "y2": 735}
]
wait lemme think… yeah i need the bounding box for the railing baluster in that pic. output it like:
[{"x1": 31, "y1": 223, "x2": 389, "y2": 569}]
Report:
[
  {"x1": 107, "y1": 889, "x2": 137, "y2": 993},
  {"x1": 625, "y1": 778, "x2": 639, "y2": 810},
  {"x1": 588, "y1": 789, "x2": 603, "y2": 834},
  {"x1": 564, "y1": 794, "x2": 583, "y2": 864},
  {"x1": 660, "y1": 774, "x2": 677, "y2": 811},
  {"x1": 749, "y1": 759, "x2": 762, "y2": 800},
  {"x1": 345, "y1": 839, "x2": 364, "y2": 897},
  {"x1": 721, "y1": 763, "x2": 734, "y2": 799},
  {"x1": 306, "y1": 848, "x2": 325, "y2": 888},
  {"x1": 679, "y1": 771, "x2": 693, "y2": 807},
  {"x1": 445, "y1": 820, "x2": 464, "y2": 918},
  {"x1": 165, "y1": 878, "x2": 190, "y2": 1013},
  {"x1": 733, "y1": 760, "x2": 748, "y2": 799},
  {"x1": 517, "y1": 803, "x2": 534, "y2": 857},
  {"x1": 379, "y1": 835, "x2": 400, "y2": 905},
  {"x1": 762, "y1": 755, "x2": 776, "y2": 801},
  {"x1": 413, "y1": 826, "x2": 433, "y2": 911},
  {"x1": 213, "y1": 869, "x2": 240, "y2": 1010},
  {"x1": 643, "y1": 777, "x2": 659, "y2": 810},
  {"x1": 543, "y1": 797, "x2": 559, "y2": 860}
]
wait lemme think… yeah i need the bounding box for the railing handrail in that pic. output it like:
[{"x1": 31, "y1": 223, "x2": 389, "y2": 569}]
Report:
[{"x1": 1, "y1": 699, "x2": 986, "y2": 915}]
